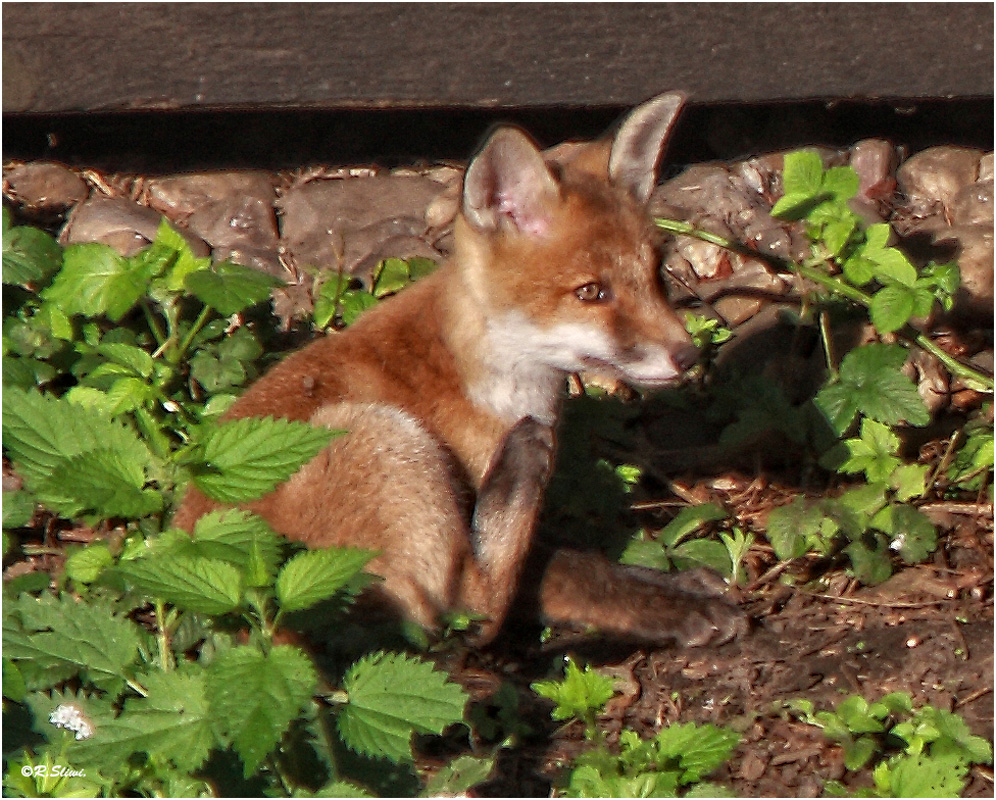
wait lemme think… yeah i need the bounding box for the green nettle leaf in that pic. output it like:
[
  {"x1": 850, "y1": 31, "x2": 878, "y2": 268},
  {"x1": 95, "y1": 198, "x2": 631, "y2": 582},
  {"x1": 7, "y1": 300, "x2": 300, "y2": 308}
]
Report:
[
  {"x1": 337, "y1": 651, "x2": 468, "y2": 763},
  {"x1": 3, "y1": 224, "x2": 63, "y2": 286},
  {"x1": 206, "y1": 645, "x2": 317, "y2": 775},
  {"x1": 41, "y1": 449, "x2": 163, "y2": 518},
  {"x1": 190, "y1": 417, "x2": 338, "y2": 503},
  {"x1": 531, "y1": 659, "x2": 617, "y2": 723},
  {"x1": 71, "y1": 667, "x2": 215, "y2": 773},
  {"x1": 423, "y1": 754, "x2": 497, "y2": 797},
  {"x1": 890, "y1": 463, "x2": 929, "y2": 502},
  {"x1": 275, "y1": 548, "x2": 376, "y2": 613},
  {"x1": 814, "y1": 343, "x2": 930, "y2": 435},
  {"x1": 878, "y1": 752, "x2": 968, "y2": 798},
  {"x1": 183, "y1": 509, "x2": 285, "y2": 585},
  {"x1": 671, "y1": 538, "x2": 731, "y2": 575},
  {"x1": 42, "y1": 242, "x2": 152, "y2": 321},
  {"x1": 844, "y1": 534, "x2": 893, "y2": 585},
  {"x1": 117, "y1": 554, "x2": 243, "y2": 615},
  {"x1": 765, "y1": 496, "x2": 826, "y2": 560},
  {"x1": 2, "y1": 387, "x2": 158, "y2": 519},
  {"x1": 3, "y1": 594, "x2": 142, "y2": 695},
  {"x1": 372, "y1": 257, "x2": 412, "y2": 297},
  {"x1": 185, "y1": 261, "x2": 283, "y2": 315},
  {"x1": 2, "y1": 489, "x2": 36, "y2": 529},
  {"x1": 655, "y1": 722, "x2": 741, "y2": 784}
]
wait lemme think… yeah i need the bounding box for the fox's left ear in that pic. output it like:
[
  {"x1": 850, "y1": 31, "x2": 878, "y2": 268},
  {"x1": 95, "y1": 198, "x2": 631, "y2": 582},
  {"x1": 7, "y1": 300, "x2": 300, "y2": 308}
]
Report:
[{"x1": 609, "y1": 92, "x2": 686, "y2": 203}]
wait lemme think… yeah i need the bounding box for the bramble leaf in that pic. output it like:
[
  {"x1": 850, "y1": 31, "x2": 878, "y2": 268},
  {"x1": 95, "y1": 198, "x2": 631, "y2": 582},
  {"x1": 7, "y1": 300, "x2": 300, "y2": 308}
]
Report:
[
  {"x1": 337, "y1": 651, "x2": 467, "y2": 763},
  {"x1": 814, "y1": 344, "x2": 929, "y2": 435},
  {"x1": 3, "y1": 224, "x2": 63, "y2": 286},
  {"x1": 765, "y1": 496, "x2": 826, "y2": 560},
  {"x1": 185, "y1": 261, "x2": 283, "y2": 315},
  {"x1": 42, "y1": 242, "x2": 155, "y2": 321}
]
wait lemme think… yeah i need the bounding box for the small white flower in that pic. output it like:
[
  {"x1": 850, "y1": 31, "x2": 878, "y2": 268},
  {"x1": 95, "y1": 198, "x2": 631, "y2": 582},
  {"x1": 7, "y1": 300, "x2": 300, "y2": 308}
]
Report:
[{"x1": 49, "y1": 703, "x2": 95, "y2": 740}]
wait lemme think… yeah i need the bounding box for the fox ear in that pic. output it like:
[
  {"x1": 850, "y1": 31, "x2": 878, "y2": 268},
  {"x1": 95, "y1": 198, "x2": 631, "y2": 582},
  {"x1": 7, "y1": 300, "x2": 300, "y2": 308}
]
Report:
[
  {"x1": 463, "y1": 127, "x2": 560, "y2": 236},
  {"x1": 609, "y1": 92, "x2": 686, "y2": 203}
]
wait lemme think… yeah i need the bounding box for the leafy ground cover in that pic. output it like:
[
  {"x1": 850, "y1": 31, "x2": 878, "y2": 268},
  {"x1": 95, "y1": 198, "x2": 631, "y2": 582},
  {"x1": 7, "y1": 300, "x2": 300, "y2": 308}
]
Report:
[{"x1": 2, "y1": 149, "x2": 993, "y2": 797}]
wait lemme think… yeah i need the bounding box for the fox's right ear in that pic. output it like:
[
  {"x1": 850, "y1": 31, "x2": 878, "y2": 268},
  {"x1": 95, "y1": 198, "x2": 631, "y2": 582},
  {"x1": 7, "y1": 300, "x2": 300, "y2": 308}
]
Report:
[
  {"x1": 609, "y1": 92, "x2": 686, "y2": 204},
  {"x1": 463, "y1": 128, "x2": 560, "y2": 236}
]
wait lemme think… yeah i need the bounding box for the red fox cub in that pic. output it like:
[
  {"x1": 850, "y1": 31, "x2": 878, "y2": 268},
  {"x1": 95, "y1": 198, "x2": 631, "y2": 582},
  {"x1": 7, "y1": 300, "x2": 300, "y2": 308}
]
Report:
[{"x1": 174, "y1": 92, "x2": 744, "y2": 647}]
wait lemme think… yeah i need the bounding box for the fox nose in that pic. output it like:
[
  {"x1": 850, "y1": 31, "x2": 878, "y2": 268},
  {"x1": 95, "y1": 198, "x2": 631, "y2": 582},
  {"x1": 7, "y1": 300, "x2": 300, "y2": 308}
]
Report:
[{"x1": 672, "y1": 343, "x2": 700, "y2": 372}]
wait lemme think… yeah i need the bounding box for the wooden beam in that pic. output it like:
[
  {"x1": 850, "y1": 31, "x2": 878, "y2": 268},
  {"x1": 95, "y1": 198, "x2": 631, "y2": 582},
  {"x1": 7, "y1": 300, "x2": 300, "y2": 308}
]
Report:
[{"x1": 3, "y1": 3, "x2": 992, "y2": 114}]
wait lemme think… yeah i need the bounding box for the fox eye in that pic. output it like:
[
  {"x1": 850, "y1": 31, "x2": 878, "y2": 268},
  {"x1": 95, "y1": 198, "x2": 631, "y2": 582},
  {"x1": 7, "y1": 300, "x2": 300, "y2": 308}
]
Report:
[{"x1": 575, "y1": 281, "x2": 610, "y2": 303}]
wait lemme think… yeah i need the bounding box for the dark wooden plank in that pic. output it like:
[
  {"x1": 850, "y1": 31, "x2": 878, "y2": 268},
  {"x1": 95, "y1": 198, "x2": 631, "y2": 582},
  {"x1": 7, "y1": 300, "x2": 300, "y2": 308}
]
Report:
[{"x1": 3, "y1": 3, "x2": 993, "y2": 114}]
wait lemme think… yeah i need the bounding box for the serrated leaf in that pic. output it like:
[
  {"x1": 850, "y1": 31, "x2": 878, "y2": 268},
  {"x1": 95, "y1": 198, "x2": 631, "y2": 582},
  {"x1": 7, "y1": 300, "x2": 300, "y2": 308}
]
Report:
[
  {"x1": 71, "y1": 667, "x2": 214, "y2": 773},
  {"x1": 814, "y1": 344, "x2": 929, "y2": 435},
  {"x1": 659, "y1": 502, "x2": 726, "y2": 548},
  {"x1": 832, "y1": 418, "x2": 902, "y2": 484},
  {"x1": 275, "y1": 548, "x2": 376, "y2": 613},
  {"x1": 190, "y1": 349, "x2": 248, "y2": 393},
  {"x1": 206, "y1": 645, "x2": 317, "y2": 775},
  {"x1": 671, "y1": 538, "x2": 731, "y2": 575},
  {"x1": 890, "y1": 463, "x2": 929, "y2": 502},
  {"x1": 821, "y1": 166, "x2": 860, "y2": 202},
  {"x1": 185, "y1": 509, "x2": 284, "y2": 586},
  {"x1": 781, "y1": 150, "x2": 825, "y2": 197},
  {"x1": 185, "y1": 262, "x2": 283, "y2": 315},
  {"x1": 41, "y1": 448, "x2": 163, "y2": 518},
  {"x1": 4, "y1": 593, "x2": 142, "y2": 695},
  {"x1": 844, "y1": 534, "x2": 892, "y2": 585},
  {"x1": 3, "y1": 489, "x2": 36, "y2": 529},
  {"x1": 65, "y1": 542, "x2": 114, "y2": 584},
  {"x1": 870, "y1": 246, "x2": 918, "y2": 286},
  {"x1": 191, "y1": 417, "x2": 337, "y2": 503},
  {"x1": 655, "y1": 722, "x2": 740, "y2": 784},
  {"x1": 765, "y1": 497, "x2": 826, "y2": 560},
  {"x1": 117, "y1": 554, "x2": 242, "y2": 614},
  {"x1": 42, "y1": 242, "x2": 152, "y2": 321},
  {"x1": 531, "y1": 659, "x2": 616, "y2": 723},
  {"x1": 338, "y1": 651, "x2": 467, "y2": 763},
  {"x1": 3, "y1": 224, "x2": 63, "y2": 286},
  {"x1": 872, "y1": 504, "x2": 937, "y2": 564},
  {"x1": 423, "y1": 753, "x2": 496, "y2": 797},
  {"x1": 870, "y1": 284, "x2": 916, "y2": 335},
  {"x1": 2, "y1": 388, "x2": 157, "y2": 519},
  {"x1": 882, "y1": 752, "x2": 968, "y2": 798}
]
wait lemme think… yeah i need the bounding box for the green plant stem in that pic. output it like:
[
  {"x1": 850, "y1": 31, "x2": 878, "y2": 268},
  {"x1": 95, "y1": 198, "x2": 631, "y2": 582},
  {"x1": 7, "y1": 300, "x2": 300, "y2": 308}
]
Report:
[
  {"x1": 139, "y1": 297, "x2": 167, "y2": 348},
  {"x1": 170, "y1": 305, "x2": 213, "y2": 365},
  {"x1": 154, "y1": 600, "x2": 175, "y2": 672},
  {"x1": 655, "y1": 217, "x2": 995, "y2": 391}
]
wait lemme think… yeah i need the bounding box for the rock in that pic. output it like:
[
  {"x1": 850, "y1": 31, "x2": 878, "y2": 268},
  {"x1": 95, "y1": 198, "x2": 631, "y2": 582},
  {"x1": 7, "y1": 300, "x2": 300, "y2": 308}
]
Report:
[
  {"x1": 897, "y1": 146, "x2": 983, "y2": 213},
  {"x1": 60, "y1": 195, "x2": 209, "y2": 257},
  {"x1": 278, "y1": 174, "x2": 444, "y2": 282},
  {"x1": 933, "y1": 224, "x2": 994, "y2": 323},
  {"x1": 950, "y1": 178, "x2": 994, "y2": 227},
  {"x1": 3, "y1": 161, "x2": 88, "y2": 211},
  {"x1": 145, "y1": 171, "x2": 282, "y2": 276}
]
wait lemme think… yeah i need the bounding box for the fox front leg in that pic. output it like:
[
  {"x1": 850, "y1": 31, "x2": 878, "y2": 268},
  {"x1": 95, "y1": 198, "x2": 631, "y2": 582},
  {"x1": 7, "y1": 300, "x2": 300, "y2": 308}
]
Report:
[{"x1": 461, "y1": 416, "x2": 556, "y2": 642}]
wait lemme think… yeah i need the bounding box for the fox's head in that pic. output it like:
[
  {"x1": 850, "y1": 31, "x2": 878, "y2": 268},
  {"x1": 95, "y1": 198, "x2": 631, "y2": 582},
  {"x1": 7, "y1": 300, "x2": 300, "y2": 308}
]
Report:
[{"x1": 454, "y1": 92, "x2": 697, "y2": 390}]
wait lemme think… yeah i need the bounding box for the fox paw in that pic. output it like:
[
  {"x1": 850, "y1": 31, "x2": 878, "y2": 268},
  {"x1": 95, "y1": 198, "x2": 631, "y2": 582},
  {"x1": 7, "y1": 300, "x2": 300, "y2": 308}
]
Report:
[{"x1": 620, "y1": 565, "x2": 747, "y2": 647}]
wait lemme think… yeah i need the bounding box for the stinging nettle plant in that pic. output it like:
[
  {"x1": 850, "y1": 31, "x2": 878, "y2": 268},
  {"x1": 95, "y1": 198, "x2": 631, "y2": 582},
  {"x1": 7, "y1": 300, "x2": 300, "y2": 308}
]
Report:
[{"x1": 2, "y1": 212, "x2": 478, "y2": 797}]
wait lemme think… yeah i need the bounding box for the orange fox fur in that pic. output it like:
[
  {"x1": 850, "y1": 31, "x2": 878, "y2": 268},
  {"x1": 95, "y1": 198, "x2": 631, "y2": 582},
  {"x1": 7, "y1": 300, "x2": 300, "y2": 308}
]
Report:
[{"x1": 174, "y1": 92, "x2": 744, "y2": 646}]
